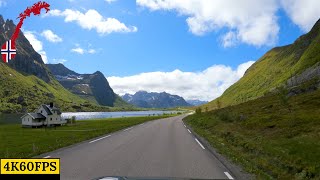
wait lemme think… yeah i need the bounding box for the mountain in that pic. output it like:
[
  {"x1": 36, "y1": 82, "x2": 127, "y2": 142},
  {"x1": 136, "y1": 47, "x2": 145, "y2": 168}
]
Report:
[
  {"x1": 122, "y1": 91, "x2": 192, "y2": 108},
  {"x1": 0, "y1": 15, "x2": 51, "y2": 82},
  {"x1": 47, "y1": 64, "x2": 130, "y2": 107},
  {"x1": 203, "y1": 18, "x2": 320, "y2": 110},
  {"x1": 0, "y1": 15, "x2": 115, "y2": 113},
  {"x1": 186, "y1": 100, "x2": 208, "y2": 106}
]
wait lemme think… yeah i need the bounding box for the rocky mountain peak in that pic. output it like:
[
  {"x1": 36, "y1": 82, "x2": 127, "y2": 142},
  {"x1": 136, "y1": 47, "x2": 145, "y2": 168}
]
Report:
[{"x1": 0, "y1": 14, "x2": 51, "y2": 82}]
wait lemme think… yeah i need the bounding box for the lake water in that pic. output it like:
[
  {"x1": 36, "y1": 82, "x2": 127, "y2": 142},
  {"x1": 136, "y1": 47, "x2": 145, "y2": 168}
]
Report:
[{"x1": 0, "y1": 111, "x2": 181, "y2": 124}]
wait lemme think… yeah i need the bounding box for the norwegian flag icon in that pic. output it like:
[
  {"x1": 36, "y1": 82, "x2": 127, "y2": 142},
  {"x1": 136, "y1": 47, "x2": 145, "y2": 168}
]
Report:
[{"x1": 1, "y1": 40, "x2": 17, "y2": 63}]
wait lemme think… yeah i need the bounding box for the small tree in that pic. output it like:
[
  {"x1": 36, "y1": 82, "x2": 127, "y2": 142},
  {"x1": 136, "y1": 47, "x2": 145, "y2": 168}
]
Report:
[
  {"x1": 71, "y1": 116, "x2": 76, "y2": 124},
  {"x1": 195, "y1": 107, "x2": 202, "y2": 114},
  {"x1": 216, "y1": 99, "x2": 221, "y2": 109},
  {"x1": 277, "y1": 86, "x2": 291, "y2": 113}
]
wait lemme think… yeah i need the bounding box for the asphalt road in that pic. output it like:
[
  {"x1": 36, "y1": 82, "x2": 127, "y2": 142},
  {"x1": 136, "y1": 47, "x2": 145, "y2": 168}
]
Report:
[{"x1": 43, "y1": 115, "x2": 234, "y2": 180}]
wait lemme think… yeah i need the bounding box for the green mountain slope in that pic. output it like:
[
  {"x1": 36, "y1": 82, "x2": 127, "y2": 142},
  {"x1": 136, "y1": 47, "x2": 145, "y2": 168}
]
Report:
[
  {"x1": 185, "y1": 89, "x2": 320, "y2": 179},
  {"x1": 0, "y1": 63, "x2": 110, "y2": 113},
  {"x1": 203, "y1": 19, "x2": 320, "y2": 110}
]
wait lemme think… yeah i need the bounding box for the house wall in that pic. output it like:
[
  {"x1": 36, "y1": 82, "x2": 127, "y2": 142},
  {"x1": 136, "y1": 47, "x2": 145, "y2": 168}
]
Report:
[
  {"x1": 22, "y1": 115, "x2": 34, "y2": 126},
  {"x1": 46, "y1": 109, "x2": 65, "y2": 125}
]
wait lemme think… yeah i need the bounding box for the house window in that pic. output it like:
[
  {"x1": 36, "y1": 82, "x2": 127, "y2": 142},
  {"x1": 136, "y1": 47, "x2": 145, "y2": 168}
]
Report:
[
  {"x1": 50, "y1": 118, "x2": 52, "y2": 121},
  {"x1": 41, "y1": 110, "x2": 43, "y2": 113}
]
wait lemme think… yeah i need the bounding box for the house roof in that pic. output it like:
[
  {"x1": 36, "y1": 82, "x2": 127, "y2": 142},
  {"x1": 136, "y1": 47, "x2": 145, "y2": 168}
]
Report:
[
  {"x1": 52, "y1": 107, "x2": 62, "y2": 115},
  {"x1": 42, "y1": 105, "x2": 53, "y2": 115},
  {"x1": 28, "y1": 113, "x2": 46, "y2": 119}
]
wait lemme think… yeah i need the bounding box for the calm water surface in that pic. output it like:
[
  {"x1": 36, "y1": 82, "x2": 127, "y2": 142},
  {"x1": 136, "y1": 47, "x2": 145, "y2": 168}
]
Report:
[{"x1": 0, "y1": 111, "x2": 181, "y2": 124}]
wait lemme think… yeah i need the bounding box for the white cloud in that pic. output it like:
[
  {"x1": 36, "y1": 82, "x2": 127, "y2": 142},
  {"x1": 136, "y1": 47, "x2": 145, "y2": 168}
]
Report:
[
  {"x1": 41, "y1": 30, "x2": 62, "y2": 43},
  {"x1": 137, "y1": 0, "x2": 279, "y2": 47},
  {"x1": 281, "y1": 0, "x2": 320, "y2": 32},
  {"x1": 88, "y1": 49, "x2": 96, "y2": 54},
  {"x1": 24, "y1": 31, "x2": 48, "y2": 63},
  {"x1": 108, "y1": 61, "x2": 255, "y2": 101},
  {"x1": 47, "y1": 9, "x2": 137, "y2": 35},
  {"x1": 71, "y1": 45, "x2": 98, "y2": 55},
  {"x1": 105, "y1": 0, "x2": 117, "y2": 3},
  {"x1": 52, "y1": 58, "x2": 67, "y2": 64},
  {"x1": 71, "y1": 47, "x2": 85, "y2": 54}
]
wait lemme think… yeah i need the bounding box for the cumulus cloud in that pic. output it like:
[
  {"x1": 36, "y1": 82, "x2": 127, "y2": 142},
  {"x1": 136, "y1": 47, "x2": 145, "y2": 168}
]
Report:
[
  {"x1": 24, "y1": 31, "x2": 48, "y2": 63},
  {"x1": 41, "y1": 30, "x2": 63, "y2": 43},
  {"x1": 108, "y1": 61, "x2": 255, "y2": 101},
  {"x1": 281, "y1": 0, "x2": 320, "y2": 32},
  {"x1": 47, "y1": 9, "x2": 137, "y2": 35},
  {"x1": 137, "y1": 0, "x2": 279, "y2": 47}
]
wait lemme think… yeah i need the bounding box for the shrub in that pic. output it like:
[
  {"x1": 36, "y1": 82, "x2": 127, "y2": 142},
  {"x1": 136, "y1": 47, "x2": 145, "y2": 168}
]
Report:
[{"x1": 195, "y1": 107, "x2": 202, "y2": 114}]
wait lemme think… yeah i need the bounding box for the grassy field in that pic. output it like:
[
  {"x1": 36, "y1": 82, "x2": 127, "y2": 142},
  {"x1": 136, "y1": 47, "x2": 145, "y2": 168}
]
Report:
[
  {"x1": 184, "y1": 89, "x2": 320, "y2": 179},
  {"x1": 0, "y1": 115, "x2": 174, "y2": 158}
]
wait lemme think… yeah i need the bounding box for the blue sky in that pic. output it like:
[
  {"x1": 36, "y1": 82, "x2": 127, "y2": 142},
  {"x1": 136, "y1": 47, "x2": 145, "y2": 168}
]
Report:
[{"x1": 1, "y1": 0, "x2": 320, "y2": 101}]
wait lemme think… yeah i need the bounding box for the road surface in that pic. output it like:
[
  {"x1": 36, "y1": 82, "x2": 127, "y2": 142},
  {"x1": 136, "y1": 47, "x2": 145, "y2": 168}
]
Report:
[{"x1": 43, "y1": 115, "x2": 234, "y2": 180}]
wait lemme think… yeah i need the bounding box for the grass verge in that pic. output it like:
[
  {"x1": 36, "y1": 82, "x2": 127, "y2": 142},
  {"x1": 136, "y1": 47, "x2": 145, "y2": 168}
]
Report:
[
  {"x1": 184, "y1": 90, "x2": 320, "y2": 179},
  {"x1": 0, "y1": 115, "x2": 174, "y2": 158}
]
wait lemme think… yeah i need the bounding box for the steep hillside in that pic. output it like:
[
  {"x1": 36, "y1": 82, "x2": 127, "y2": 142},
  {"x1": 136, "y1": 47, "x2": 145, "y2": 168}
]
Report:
[
  {"x1": 122, "y1": 91, "x2": 191, "y2": 108},
  {"x1": 0, "y1": 15, "x2": 51, "y2": 82},
  {"x1": 185, "y1": 88, "x2": 320, "y2": 179},
  {"x1": 47, "y1": 64, "x2": 131, "y2": 108},
  {"x1": 203, "y1": 19, "x2": 320, "y2": 110}
]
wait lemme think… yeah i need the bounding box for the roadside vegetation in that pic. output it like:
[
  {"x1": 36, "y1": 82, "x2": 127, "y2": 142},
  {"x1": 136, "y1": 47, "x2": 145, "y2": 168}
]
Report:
[
  {"x1": 184, "y1": 89, "x2": 320, "y2": 179},
  {"x1": 0, "y1": 115, "x2": 175, "y2": 158}
]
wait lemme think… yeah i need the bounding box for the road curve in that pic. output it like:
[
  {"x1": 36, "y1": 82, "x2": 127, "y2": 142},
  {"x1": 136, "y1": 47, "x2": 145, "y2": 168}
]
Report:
[{"x1": 43, "y1": 115, "x2": 234, "y2": 180}]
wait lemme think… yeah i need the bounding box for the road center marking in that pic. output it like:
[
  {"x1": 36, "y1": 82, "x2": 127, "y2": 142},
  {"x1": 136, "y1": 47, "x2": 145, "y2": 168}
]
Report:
[
  {"x1": 44, "y1": 156, "x2": 51, "y2": 158},
  {"x1": 195, "y1": 138, "x2": 205, "y2": 149},
  {"x1": 123, "y1": 127, "x2": 133, "y2": 131},
  {"x1": 89, "y1": 135, "x2": 111, "y2": 143},
  {"x1": 224, "y1": 172, "x2": 234, "y2": 179},
  {"x1": 187, "y1": 129, "x2": 192, "y2": 134}
]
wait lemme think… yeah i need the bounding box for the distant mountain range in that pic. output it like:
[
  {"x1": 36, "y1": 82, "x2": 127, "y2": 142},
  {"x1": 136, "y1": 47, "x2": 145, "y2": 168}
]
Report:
[
  {"x1": 47, "y1": 64, "x2": 130, "y2": 108},
  {"x1": 186, "y1": 100, "x2": 208, "y2": 106},
  {"x1": 122, "y1": 91, "x2": 192, "y2": 108}
]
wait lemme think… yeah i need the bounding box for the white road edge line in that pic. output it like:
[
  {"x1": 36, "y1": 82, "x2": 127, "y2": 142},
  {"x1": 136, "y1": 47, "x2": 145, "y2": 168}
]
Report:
[
  {"x1": 89, "y1": 135, "x2": 111, "y2": 144},
  {"x1": 187, "y1": 129, "x2": 192, "y2": 134},
  {"x1": 195, "y1": 138, "x2": 205, "y2": 149},
  {"x1": 44, "y1": 156, "x2": 51, "y2": 158},
  {"x1": 224, "y1": 172, "x2": 234, "y2": 179},
  {"x1": 123, "y1": 127, "x2": 133, "y2": 131},
  {"x1": 184, "y1": 125, "x2": 186, "y2": 127}
]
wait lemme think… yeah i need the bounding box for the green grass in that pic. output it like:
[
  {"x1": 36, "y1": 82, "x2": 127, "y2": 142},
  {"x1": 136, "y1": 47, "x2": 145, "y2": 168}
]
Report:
[
  {"x1": 0, "y1": 115, "x2": 174, "y2": 158},
  {"x1": 184, "y1": 89, "x2": 320, "y2": 179}
]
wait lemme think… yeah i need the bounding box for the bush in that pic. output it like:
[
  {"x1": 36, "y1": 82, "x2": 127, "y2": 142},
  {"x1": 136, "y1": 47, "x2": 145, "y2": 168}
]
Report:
[
  {"x1": 195, "y1": 107, "x2": 202, "y2": 114},
  {"x1": 216, "y1": 110, "x2": 237, "y2": 122}
]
